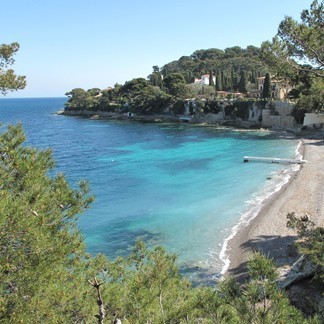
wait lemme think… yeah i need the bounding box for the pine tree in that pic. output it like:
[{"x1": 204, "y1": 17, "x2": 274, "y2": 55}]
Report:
[
  {"x1": 0, "y1": 42, "x2": 26, "y2": 94},
  {"x1": 0, "y1": 124, "x2": 315, "y2": 323},
  {"x1": 0, "y1": 124, "x2": 102, "y2": 322}
]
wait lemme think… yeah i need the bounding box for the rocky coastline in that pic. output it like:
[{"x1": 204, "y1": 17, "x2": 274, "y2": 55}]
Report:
[{"x1": 60, "y1": 108, "x2": 272, "y2": 130}]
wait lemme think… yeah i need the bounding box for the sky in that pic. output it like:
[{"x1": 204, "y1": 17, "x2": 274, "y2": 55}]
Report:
[{"x1": 2, "y1": 0, "x2": 312, "y2": 98}]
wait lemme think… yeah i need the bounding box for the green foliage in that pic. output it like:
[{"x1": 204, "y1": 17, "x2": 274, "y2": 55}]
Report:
[
  {"x1": 173, "y1": 100, "x2": 185, "y2": 115},
  {"x1": 0, "y1": 42, "x2": 26, "y2": 94},
  {"x1": 209, "y1": 70, "x2": 214, "y2": 86},
  {"x1": 261, "y1": 1, "x2": 324, "y2": 79},
  {"x1": 99, "y1": 241, "x2": 201, "y2": 323},
  {"x1": 99, "y1": 85, "x2": 123, "y2": 111},
  {"x1": 65, "y1": 80, "x2": 173, "y2": 115},
  {"x1": 203, "y1": 99, "x2": 222, "y2": 114},
  {"x1": 1, "y1": 125, "x2": 318, "y2": 322},
  {"x1": 293, "y1": 79, "x2": 324, "y2": 115},
  {"x1": 238, "y1": 71, "x2": 247, "y2": 93},
  {"x1": 187, "y1": 83, "x2": 215, "y2": 97},
  {"x1": 163, "y1": 72, "x2": 190, "y2": 99},
  {"x1": 218, "y1": 253, "x2": 310, "y2": 323},
  {"x1": 161, "y1": 46, "x2": 267, "y2": 92},
  {"x1": 64, "y1": 45, "x2": 272, "y2": 115},
  {"x1": 216, "y1": 70, "x2": 223, "y2": 91},
  {"x1": 287, "y1": 212, "x2": 324, "y2": 281},
  {"x1": 65, "y1": 87, "x2": 100, "y2": 111},
  {"x1": 261, "y1": 1, "x2": 324, "y2": 113},
  {"x1": 0, "y1": 124, "x2": 104, "y2": 322},
  {"x1": 262, "y1": 73, "x2": 272, "y2": 99},
  {"x1": 289, "y1": 75, "x2": 323, "y2": 122},
  {"x1": 148, "y1": 66, "x2": 163, "y2": 89},
  {"x1": 120, "y1": 78, "x2": 173, "y2": 114},
  {"x1": 224, "y1": 100, "x2": 252, "y2": 120}
]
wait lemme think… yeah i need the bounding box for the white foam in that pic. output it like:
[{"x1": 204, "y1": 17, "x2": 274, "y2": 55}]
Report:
[{"x1": 219, "y1": 139, "x2": 303, "y2": 277}]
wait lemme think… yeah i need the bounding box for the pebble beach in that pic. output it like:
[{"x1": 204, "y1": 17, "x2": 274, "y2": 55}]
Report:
[{"x1": 226, "y1": 137, "x2": 324, "y2": 279}]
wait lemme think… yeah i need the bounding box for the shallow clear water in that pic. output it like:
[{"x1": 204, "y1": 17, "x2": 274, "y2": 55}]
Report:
[{"x1": 0, "y1": 97, "x2": 299, "y2": 283}]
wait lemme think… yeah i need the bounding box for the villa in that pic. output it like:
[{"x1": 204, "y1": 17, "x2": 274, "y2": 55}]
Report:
[
  {"x1": 194, "y1": 74, "x2": 216, "y2": 85},
  {"x1": 249, "y1": 76, "x2": 292, "y2": 101}
]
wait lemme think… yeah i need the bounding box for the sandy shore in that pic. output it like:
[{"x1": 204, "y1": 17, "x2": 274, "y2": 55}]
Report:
[{"x1": 226, "y1": 136, "x2": 324, "y2": 280}]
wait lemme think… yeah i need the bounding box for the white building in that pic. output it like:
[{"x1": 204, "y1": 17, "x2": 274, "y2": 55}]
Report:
[{"x1": 194, "y1": 74, "x2": 216, "y2": 85}]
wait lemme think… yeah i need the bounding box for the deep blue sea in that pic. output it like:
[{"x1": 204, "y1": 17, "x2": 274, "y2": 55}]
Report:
[{"x1": 0, "y1": 97, "x2": 300, "y2": 283}]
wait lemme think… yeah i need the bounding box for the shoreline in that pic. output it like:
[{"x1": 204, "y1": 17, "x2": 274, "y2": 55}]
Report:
[
  {"x1": 60, "y1": 109, "x2": 268, "y2": 130},
  {"x1": 225, "y1": 137, "x2": 324, "y2": 280},
  {"x1": 219, "y1": 140, "x2": 302, "y2": 276}
]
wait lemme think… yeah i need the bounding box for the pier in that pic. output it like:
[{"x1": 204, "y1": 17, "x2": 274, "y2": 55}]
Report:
[{"x1": 243, "y1": 156, "x2": 307, "y2": 164}]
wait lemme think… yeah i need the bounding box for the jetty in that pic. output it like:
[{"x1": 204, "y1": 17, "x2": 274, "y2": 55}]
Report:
[{"x1": 243, "y1": 156, "x2": 307, "y2": 164}]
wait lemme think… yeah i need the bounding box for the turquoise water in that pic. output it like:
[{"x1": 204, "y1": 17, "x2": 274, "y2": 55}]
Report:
[{"x1": 0, "y1": 98, "x2": 299, "y2": 283}]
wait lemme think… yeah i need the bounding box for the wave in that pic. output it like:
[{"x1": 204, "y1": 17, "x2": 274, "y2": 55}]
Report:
[{"x1": 219, "y1": 139, "x2": 303, "y2": 277}]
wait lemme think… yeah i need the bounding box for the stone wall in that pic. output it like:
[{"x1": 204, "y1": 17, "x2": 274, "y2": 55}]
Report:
[
  {"x1": 261, "y1": 101, "x2": 296, "y2": 129},
  {"x1": 303, "y1": 113, "x2": 324, "y2": 126}
]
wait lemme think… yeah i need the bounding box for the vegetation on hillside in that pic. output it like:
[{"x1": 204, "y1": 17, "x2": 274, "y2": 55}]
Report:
[
  {"x1": 64, "y1": 1, "x2": 323, "y2": 123},
  {"x1": 152, "y1": 45, "x2": 267, "y2": 91},
  {"x1": 64, "y1": 45, "x2": 270, "y2": 117}
]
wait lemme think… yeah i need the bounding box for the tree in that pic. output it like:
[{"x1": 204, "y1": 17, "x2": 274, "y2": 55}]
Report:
[
  {"x1": 0, "y1": 126, "x2": 315, "y2": 322},
  {"x1": 287, "y1": 212, "x2": 324, "y2": 281},
  {"x1": 163, "y1": 73, "x2": 189, "y2": 98},
  {"x1": 209, "y1": 70, "x2": 214, "y2": 86},
  {"x1": 217, "y1": 253, "x2": 309, "y2": 323},
  {"x1": 261, "y1": 0, "x2": 324, "y2": 79},
  {"x1": 216, "y1": 70, "x2": 223, "y2": 91},
  {"x1": 87, "y1": 87, "x2": 101, "y2": 96},
  {"x1": 261, "y1": 1, "x2": 324, "y2": 114},
  {"x1": 262, "y1": 73, "x2": 272, "y2": 99},
  {"x1": 238, "y1": 70, "x2": 247, "y2": 93},
  {"x1": 148, "y1": 66, "x2": 163, "y2": 89},
  {"x1": 65, "y1": 88, "x2": 99, "y2": 110},
  {"x1": 0, "y1": 123, "x2": 104, "y2": 322},
  {"x1": 152, "y1": 65, "x2": 160, "y2": 73},
  {"x1": 0, "y1": 42, "x2": 26, "y2": 94}
]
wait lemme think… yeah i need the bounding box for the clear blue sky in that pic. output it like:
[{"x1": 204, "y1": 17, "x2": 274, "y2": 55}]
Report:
[{"x1": 2, "y1": 0, "x2": 311, "y2": 98}]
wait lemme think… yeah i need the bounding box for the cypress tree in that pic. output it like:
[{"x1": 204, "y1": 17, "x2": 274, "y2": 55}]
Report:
[
  {"x1": 209, "y1": 70, "x2": 214, "y2": 86},
  {"x1": 221, "y1": 71, "x2": 225, "y2": 91},
  {"x1": 231, "y1": 68, "x2": 237, "y2": 90},
  {"x1": 263, "y1": 73, "x2": 272, "y2": 99},
  {"x1": 251, "y1": 70, "x2": 256, "y2": 84},
  {"x1": 216, "y1": 70, "x2": 222, "y2": 91},
  {"x1": 238, "y1": 70, "x2": 247, "y2": 93}
]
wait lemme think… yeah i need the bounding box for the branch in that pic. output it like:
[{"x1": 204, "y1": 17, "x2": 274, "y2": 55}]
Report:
[
  {"x1": 88, "y1": 277, "x2": 106, "y2": 324},
  {"x1": 289, "y1": 29, "x2": 324, "y2": 68},
  {"x1": 284, "y1": 56, "x2": 324, "y2": 78}
]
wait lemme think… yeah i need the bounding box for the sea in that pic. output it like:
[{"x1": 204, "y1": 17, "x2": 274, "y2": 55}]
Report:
[{"x1": 0, "y1": 97, "x2": 300, "y2": 284}]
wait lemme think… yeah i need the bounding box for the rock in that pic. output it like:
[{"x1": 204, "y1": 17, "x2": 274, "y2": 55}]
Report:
[
  {"x1": 90, "y1": 114, "x2": 100, "y2": 120},
  {"x1": 277, "y1": 255, "x2": 317, "y2": 289}
]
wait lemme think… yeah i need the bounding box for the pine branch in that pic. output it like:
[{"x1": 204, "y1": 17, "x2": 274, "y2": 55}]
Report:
[{"x1": 88, "y1": 277, "x2": 106, "y2": 324}]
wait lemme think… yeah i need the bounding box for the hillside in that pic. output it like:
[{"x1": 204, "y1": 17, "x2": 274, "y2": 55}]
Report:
[{"x1": 155, "y1": 45, "x2": 268, "y2": 91}]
